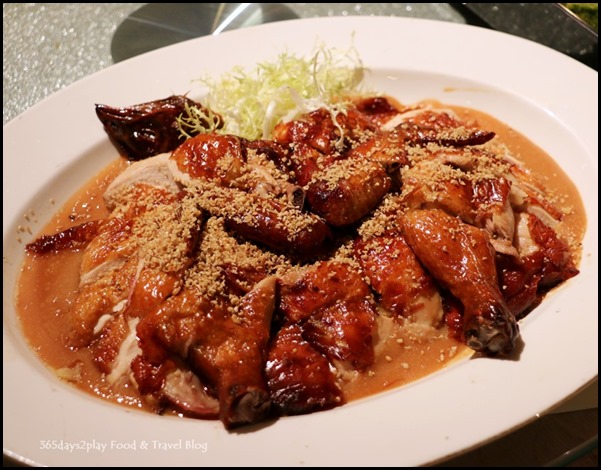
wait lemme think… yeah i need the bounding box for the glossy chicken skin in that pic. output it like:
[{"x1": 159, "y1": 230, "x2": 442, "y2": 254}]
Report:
[
  {"x1": 169, "y1": 133, "x2": 331, "y2": 255},
  {"x1": 352, "y1": 96, "x2": 405, "y2": 128},
  {"x1": 263, "y1": 261, "x2": 378, "y2": 415},
  {"x1": 224, "y1": 193, "x2": 332, "y2": 255},
  {"x1": 173, "y1": 134, "x2": 305, "y2": 207},
  {"x1": 348, "y1": 131, "x2": 409, "y2": 178},
  {"x1": 385, "y1": 108, "x2": 495, "y2": 147},
  {"x1": 278, "y1": 261, "x2": 377, "y2": 369},
  {"x1": 266, "y1": 323, "x2": 343, "y2": 415},
  {"x1": 306, "y1": 159, "x2": 391, "y2": 226},
  {"x1": 273, "y1": 106, "x2": 392, "y2": 226},
  {"x1": 170, "y1": 133, "x2": 245, "y2": 184},
  {"x1": 136, "y1": 277, "x2": 276, "y2": 428},
  {"x1": 402, "y1": 209, "x2": 519, "y2": 355},
  {"x1": 354, "y1": 230, "x2": 443, "y2": 327},
  {"x1": 25, "y1": 220, "x2": 102, "y2": 255},
  {"x1": 273, "y1": 106, "x2": 374, "y2": 157}
]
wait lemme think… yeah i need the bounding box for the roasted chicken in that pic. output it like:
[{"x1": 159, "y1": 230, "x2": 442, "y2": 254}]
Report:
[{"x1": 25, "y1": 94, "x2": 580, "y2": 429}]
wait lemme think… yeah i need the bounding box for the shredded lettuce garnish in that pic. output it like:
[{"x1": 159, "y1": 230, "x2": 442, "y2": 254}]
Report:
[{"x1": 178, "y1": 42, "x2": 365, "y2": 141}]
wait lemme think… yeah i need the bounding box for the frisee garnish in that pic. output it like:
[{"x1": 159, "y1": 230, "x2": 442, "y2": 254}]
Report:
[
  {"x1": 176, "y1": 101, "x2": 223, "y2": 139},
  {"x1": 177, "y1": 42, "x2": 366, "y2": 141}
]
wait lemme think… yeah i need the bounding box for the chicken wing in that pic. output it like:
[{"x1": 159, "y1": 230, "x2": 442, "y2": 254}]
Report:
[{"x1": 273, "y1": 104, "x2": 393, "y2": 226}]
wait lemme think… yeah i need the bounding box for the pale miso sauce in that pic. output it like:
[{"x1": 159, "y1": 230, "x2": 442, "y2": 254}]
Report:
[
  {"x1": 15, "y1": 106, "x2": 586, "y2": 413},
  {"x1": 15, "y1": 159, "x2": 149, "y2": 410}
]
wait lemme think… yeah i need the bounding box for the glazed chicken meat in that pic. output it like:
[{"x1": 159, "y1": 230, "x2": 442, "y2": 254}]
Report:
[{"x1": 27, "y1": 95, "x2": 580, "y2": 429}]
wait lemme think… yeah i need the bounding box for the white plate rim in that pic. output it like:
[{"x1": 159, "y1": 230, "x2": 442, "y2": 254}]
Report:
[{"x1": 3, "y1": 16, "x2": 598, "y2": 466}]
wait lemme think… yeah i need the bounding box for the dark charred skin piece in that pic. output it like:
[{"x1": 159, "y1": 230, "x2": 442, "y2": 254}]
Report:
[
  {"x1": 25, "y1": 220, "x2": 102, "y2": 254},
  {"x1": 95, "y1": 95, "x2": 223, "y2": 161}
]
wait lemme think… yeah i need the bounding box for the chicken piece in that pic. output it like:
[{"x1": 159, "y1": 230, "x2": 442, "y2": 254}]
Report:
[
  {"x1": 169, "y1": 134, "x2": 304, "y2": 200},
  {"x1": 171, "y1": 133, "x2": 305, "y2": 207},
  {"x1": 185, "y1": 181, "x2": 331, "y2": 255},
  {"x1": 472, "y1": 177, "x2": 516, "y2": 256},
  {"x1": 354, "y1": 230, "x2": 443, "y2": 327},
  {"x1": 191, "y1": 277, "x2": 276, "y2": 427},
  {"x1": 91, "y1": 312, "x2": 130, "y2": 374},
  {"x1": 136, "y1": 276, "x2": 276, "y2": 428},
  {"x1": 382, "y1": 107, "x2": 495, "y2": 147},
  {"x1": 266, "y1": 323, "x2": 343, "y2": 415},
  {"x1": 235, "y1": 142, "x2": 305, "y2": 209},
  {"x1": 130, "y1": 353, "x2": 220, "y2": 418},
  {"x1": 272, "y1": 99, "x2": 398, "y2": 152},
  {"x1": 402, "y1": 209, "x2": 519, "y2": 355},
  {"x1": 134, "y1": 216, "x2": 283, "y2": 425},
  {"x1": 506, "y1": 162, "x2": 565, "y2": 231},
  {"x1": 169, "y1": 133, "x2": 246, "y2": 185},
  {"x1": 95, "y1": 95, "x2": 222, "y2": 161},
  {"x1": 161, "y1": 369, "x2": 220, "y2": 418},
  {"x1": 352, "y1": 96, "x2": 405, "y2": 128},
  {"x1": 67, "y1": 217, "x2": 137, "y2": 347},
  {"x1": 272, "y1": 106, "x2": 392, "y2": 226},
  {"x1": 101, "y1": 316, "x2": 143, "y2": 385},
  {"x1": 401, "y1": 150, "x2": 517, "y2": 256},
  {"x1": 273, "y1": 106, "x2": 374, "y2": 155},
  {"x1": 169, "y1": 133, "x2": 327, "y2": 253},
  {"x1": 68, "y1": 185, "x2": 201, "y2": 347},
  {"x1": 346, "y1": 97, "x2": 412, "y2": 178},
  {"x1": 306, "y1": 158, "x2": 391, "y2": 227},
  {"x1": 279, "y1": 141, "x2": 337, "y2": 187},
  {"x1": 279, "y1": 261, "x2": 377, "y2": 369},
  {"x1": 498, "y1": 212, "x2": 579, "y2": 317},
  {"x1": 244, "y1": 138, "x2": 315, "y2": 209},
  {"x1": 237, "y1": 140, "x2": 305, "y2": 208},
  {"x1": 516, "y1": 213, "x2": 578, "y2": 287},
  {"x1": 25, "y1": 220, "x2": 102, "y2": 255},
  {"x1": 348, "y1": 130, "x2": 409, "y2": 177},
  {"x1": 104, "y1": 152, "x2": 180, "y2": 209}
]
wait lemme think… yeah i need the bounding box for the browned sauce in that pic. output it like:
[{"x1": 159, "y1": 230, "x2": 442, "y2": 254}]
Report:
[{"x1": 15, "y1": 104, "x2": 586, "y2": 414}]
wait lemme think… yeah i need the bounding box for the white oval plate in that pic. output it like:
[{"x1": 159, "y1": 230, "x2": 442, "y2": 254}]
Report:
[{"x1": 3, "y1": 16, "x2": 598, "y2": 466}]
